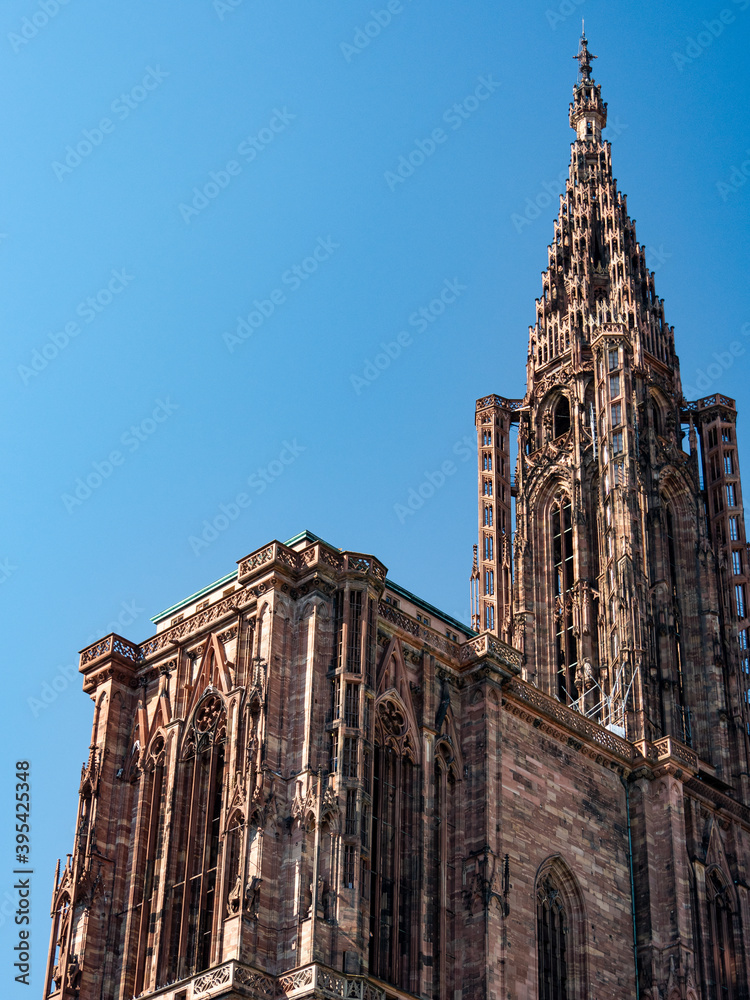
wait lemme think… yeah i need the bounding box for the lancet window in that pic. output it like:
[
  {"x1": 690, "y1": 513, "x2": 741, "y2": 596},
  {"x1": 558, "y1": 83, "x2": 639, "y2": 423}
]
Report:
[
  {"x1": 47, "y1": 893, "x2": 72, "y2": 996},
  {"x1": 552, "y1": 498, "x2": 577, "y2": 702},
  {"x1": 535, "y1": 859, "x2": 586, "y2": 1000},
  {"x1": 348, "y1": 589, "x2": 363, "y2": 672},
  {"x1": 369, "y1": 696, "x2": 419, "y2": 990},
  {"x1": 431, "y1": 739, "x2": 457, "y2": 1000},
  {"x1": 705, "y1": 868, "x2": 739, "y2": 1000},
  {"x1": 132, "y1": 735, "x2": 167, "y2": 995},
  {"x1": 554, "y1": 396, "x2": 571, "y2": 438},
  {"x1": 665, "y1": 505, "x2": 690, "y2": 742},
  {"x1": 538, "y1": 875, "x2": 568, "y2": 1000},
  {"x1": 164, "y1": 695, "x2": 227, "y2": 981}
]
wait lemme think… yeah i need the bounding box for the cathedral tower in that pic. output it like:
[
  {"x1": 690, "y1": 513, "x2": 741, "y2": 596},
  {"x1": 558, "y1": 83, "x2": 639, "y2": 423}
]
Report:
[{"x1": 477, "y1": 33, "x2": 750, "y2": 790}]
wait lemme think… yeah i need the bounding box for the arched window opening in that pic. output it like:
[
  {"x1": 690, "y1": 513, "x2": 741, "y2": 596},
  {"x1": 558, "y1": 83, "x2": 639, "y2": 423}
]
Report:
[
  {"x1": 706, "y1": 869, "x2": 739, "y2": 1000},
  {"x1": 47, "y1": 894, "x2": 72, "y2": 996},
  {"x1": 369, "y1": 701, "x2": 419, "y2": 991},
  {"x1": 164, "y1": 696, "x2": 227, "y2": 983},
  {"x1": 133, "y1": 735, "x2": 167, "y2": 995},
  {"x1": 536, "y1": 859, "x2": 586, "y2": 1000},
  {"x1": 432, "y1": 744, "x2": 457, "y2": 1000},
  {"x1": 666, "y1": 505, "x2": 690, "y2": 744},
  {"x1": 485, "y1": 603, "x2": 495, "y2": 631},
  {"x1": 77, "y1": 791, "x2": 93, "y2": 856},
  {"x1": 652, "y1": 400, "x2": 662, "y2": 438},
  {"x1": 538, "y1": 876, "x2": 568, "y2": 1000},
  {"x1": 554, "y1": 396, "x2": 571, "y2": 438},
  {"x1": 666, "y1": 507, "x2": 678, "y2": 598},
  {"x1": 552, "y1": 499, "x2": 577, "y2": 702}
]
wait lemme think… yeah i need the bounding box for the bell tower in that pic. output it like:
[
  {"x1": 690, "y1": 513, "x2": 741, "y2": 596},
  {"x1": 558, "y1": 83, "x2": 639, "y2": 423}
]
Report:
[{"x1": 476, "y1": 32, "x2": 750, "y2": 786}]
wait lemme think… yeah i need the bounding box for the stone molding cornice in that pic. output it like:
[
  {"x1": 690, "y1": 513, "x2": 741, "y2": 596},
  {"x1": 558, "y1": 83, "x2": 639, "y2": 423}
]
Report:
[
  {"x1": 133, "y1": 961, "x2": 390, "y2": 1000},
  {"x1": 502, "y1": 678, "x2": 637, "y2": 771},
  {"x1": 79, "y1": 539, "x2": 388, "y2": 672},
  {"x1": 683, "y1": 776, "x2": 750, "y2": 827}
]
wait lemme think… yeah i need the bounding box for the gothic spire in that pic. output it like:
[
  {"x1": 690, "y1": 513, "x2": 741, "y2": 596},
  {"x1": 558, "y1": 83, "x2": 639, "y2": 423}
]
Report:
[{"x1": 525, "y1": 33, "x2": 675, "y2": 381}]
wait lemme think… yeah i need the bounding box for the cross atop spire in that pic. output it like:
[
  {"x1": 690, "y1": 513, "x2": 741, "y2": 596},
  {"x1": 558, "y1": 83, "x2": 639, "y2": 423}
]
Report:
[
  {"x1": 569, "y1": 29, "x2": 606, "y2": 140},
  {"x1": 574, "y1": 29, "x2": 597, "y2": 82}
]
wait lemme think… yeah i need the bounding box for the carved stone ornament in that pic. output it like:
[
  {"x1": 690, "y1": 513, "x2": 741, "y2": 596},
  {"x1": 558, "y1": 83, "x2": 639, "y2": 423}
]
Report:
[
  {"x1": 227, "y1": 875, "x2": 243, "y2": 915},
  {"x1": 246, "y1": 875, "x2": 262, "y2": 918}
]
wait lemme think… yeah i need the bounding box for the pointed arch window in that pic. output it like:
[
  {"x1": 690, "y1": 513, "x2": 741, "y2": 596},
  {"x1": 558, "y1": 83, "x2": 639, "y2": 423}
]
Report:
[
  {"x1": 165, "y1": 695, "x2": 227, "y2": 982},
  {"x1": 369, "y1": 696, "x2": 419, "y2": 990},
  {"x1": 706, "y1": 868, "x2": 739, "y2": 1000},
  {"x1": 552, "y1": 498, "x2": 577, "y2": 702},
  {"x1": 46, "y1": 893, "x2": 72, "y2": 996},
  {"x1": 432, "y1": 740, "x2": 458, "y2": 1000},
  {"x1": 665, "y1": 503, "x2": 691, "y2": 743},
  {"x1": 536, "y1": 860, "x2": 586, "y2": 1000},
  {"x1": 133, "y1": 735, "x2": 167, "y2": 994},
  {"x1": 538, "y1": 876, "x2": 568, "y2": 1000},
  {"x1": 554, "y1": 396, "x2": 570, "y2": 438}
]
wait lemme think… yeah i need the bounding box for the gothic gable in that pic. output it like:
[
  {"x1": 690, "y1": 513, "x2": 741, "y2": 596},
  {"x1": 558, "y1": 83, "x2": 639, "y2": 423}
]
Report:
[
  {"x1": 375, "y1": 636, "x2": 421, "y2": 763},
  {"x1": 184, "y1": 631, "x2": 233, "y2": 723}
]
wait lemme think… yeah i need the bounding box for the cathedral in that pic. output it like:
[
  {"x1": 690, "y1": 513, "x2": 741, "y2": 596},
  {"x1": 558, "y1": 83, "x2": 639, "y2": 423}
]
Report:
[{"x1": 45, "y1": 34, "x2": 750, "y2": 1000}]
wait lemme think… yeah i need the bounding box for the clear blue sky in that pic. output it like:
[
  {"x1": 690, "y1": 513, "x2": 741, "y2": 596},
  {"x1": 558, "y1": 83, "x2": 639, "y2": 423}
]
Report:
[{"x1": 1, "y1": 0, "x2": 749, "y2": 990}]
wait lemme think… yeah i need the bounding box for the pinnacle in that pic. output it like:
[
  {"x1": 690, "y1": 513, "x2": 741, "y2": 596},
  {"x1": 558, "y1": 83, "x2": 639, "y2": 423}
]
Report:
[{"x1": 574, "y1": 29, "x2": 597, "y2": 83}]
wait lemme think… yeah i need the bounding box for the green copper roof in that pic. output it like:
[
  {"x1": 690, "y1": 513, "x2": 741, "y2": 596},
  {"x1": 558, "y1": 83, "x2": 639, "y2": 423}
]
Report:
[
  {"x1": 151, "y1": 569, "x2": 238, "y2": 623},
  {"x1": 151, "y1": 530, "x2": 475, "y2": 638}
]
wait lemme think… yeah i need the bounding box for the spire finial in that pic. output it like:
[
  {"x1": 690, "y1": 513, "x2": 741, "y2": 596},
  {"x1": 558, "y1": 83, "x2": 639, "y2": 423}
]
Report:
[{"x1": 574, "y1": 30, "x2": 597, "y2": 82}]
